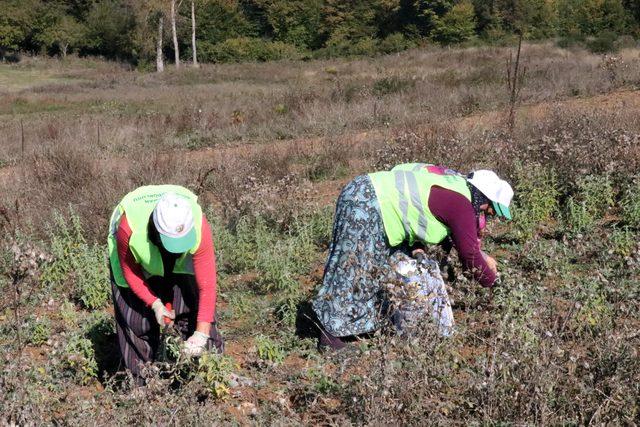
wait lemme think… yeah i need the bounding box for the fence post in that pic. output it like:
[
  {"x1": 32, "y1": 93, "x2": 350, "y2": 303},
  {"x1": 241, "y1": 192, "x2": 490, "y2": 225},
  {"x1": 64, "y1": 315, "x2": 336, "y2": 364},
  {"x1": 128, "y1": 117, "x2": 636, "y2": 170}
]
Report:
[{"x1": 20, "y1": 119, "x2": 25, "y2": 157}]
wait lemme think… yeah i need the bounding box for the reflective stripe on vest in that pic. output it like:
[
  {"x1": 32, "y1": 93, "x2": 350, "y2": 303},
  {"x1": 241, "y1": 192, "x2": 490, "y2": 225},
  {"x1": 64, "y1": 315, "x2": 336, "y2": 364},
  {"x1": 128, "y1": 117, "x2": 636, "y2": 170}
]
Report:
[
  {"x1": 369, "y1": 165, "x2": 471, "y2": 247},
  {"x1": 394, "y1": 170, "x2": 430, "y2": 242},
  {"x1": 107, "y1": 185, "x2": 203, "y2": 288}
]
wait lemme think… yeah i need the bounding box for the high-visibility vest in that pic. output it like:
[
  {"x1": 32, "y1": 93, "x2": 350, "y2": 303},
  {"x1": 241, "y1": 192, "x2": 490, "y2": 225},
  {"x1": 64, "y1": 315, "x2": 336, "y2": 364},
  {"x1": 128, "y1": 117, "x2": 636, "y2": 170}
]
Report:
[
  {"x1": 369, "y1": 164, "x2": 471, "y2": 247},
  {"x1": 108, "y1": 185, "x2": 203, "y2": 288}
]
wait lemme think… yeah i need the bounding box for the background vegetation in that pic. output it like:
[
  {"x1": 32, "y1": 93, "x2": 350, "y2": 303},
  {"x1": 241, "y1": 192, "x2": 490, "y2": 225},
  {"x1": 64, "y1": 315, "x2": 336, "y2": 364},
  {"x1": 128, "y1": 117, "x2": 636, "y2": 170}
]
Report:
[
  {"x1": 1, "y1": 0, "x2": 640, "y2": 65},
  {"x1": 0, "y1": 31, "x2": 639, "y2": 426}
]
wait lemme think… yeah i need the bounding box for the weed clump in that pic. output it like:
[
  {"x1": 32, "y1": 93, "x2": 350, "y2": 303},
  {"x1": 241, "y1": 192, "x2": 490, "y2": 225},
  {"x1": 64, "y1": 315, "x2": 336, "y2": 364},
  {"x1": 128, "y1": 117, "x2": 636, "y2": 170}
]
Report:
[
  {"x1": 512, "y1": 163, "x2": 560, "y2": 239},
  {"x1": 255, "y1": 335, "x2": 285, "y2": 365},
  {"x1": 621, "y1": 176, "x2": 640, "y2": 228},
  {"x1": 40, "y1": 212, "x2": 109, "y2": 309},
  {"x1": 62, "y1": 333, "x2": 98, "y2": 385},
  {"x1": 563, "y1": 174, "x2": 615, "y2": 234}
]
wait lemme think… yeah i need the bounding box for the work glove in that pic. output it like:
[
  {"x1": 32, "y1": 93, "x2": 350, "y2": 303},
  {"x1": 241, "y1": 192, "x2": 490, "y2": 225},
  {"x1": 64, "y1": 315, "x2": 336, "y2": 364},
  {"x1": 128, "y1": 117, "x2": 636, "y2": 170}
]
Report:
[
  {"x1": 181, "y1": 331, "x2": 209, "y2": 357},
  {"x1": 151, "y1": 299, "x2": 175, "y2": 327}
]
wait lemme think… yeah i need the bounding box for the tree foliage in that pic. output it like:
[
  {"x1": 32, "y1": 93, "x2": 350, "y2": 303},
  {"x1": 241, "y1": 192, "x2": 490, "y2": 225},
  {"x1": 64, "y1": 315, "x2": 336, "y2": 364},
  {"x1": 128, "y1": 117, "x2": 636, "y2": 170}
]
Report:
[
  {"x1": 431, "y1": 0, "x2": 476, "y2": 44},
  {"x1": 0, "y1": 0, "x2": 638, "y2": 62}
]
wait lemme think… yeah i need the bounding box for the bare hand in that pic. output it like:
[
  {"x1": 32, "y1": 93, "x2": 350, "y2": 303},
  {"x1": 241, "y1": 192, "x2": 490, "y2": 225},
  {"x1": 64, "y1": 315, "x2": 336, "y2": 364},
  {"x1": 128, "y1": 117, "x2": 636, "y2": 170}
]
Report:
[
  {"x1": 481, "y1": 252, "x2": 498, "y2": 275},
  {"x1": 412, "y1": 248, "x2": 426, "y2": 258}
]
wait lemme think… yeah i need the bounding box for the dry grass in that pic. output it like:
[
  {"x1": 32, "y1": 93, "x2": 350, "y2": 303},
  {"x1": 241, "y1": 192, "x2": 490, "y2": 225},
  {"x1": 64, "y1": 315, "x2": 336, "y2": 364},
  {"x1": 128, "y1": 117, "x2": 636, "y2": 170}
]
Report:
[{"x1": 0, "y1": 42, "x2": 639, "y2": 425}]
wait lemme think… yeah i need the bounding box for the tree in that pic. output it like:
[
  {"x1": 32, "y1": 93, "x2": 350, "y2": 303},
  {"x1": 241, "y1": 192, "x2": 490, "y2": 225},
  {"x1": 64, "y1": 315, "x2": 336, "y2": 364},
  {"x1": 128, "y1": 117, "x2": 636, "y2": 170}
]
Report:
[
  {"x1": 83, "y1": 0, "x2": 136, "y2": 60},
  {"x1": 431, "y1": 0, "x2": 476, "y2": 43},
  {"x1": 39, "y1": 15, "x2": 85, "y2": 57},
  {"x1": 557, "y1": 0, "x2": 629, "y2": 37},
  {"x1": 157, "y1": 13, "x2": 165, "y2": 71},
  {"x1": 170, "y1": 0, "x2": 181, "y2": 67},
  {"x1": 322, "y1": 0, "x2": 387, "y2": 46},
  {"x1": 0, "y1": 0, "x2": 39, "y2": 56},
  {"x1": 194, "y1": 0, "x2": 256, "y2": 44},
  {"x1": 622, "y1": 0, "x2": 640, "y2": 26},
  {"x1": 411, "y1": 0, "x2": 455, "y2": 35},
  {"x1": 128, "y1": 0, "x2": 168, "y2": 72},
  {"x1": 191, "y1": 0, "x2": 198, "y2": 67},
  {"x1": 264, "y1": 0, "x2": 324, "y2": 49}
]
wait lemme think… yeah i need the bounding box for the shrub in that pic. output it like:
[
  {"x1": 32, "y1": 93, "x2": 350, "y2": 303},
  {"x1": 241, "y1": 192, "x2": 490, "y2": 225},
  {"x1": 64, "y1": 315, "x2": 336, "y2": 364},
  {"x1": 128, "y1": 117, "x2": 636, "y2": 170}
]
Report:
[
  {"x1": 28, "y1": 316, "x2": 51, "y2": 346},
  {"x1": 572, "y1": 279, "x2": 614, "y2": 336},
  {"x1": 431, "y1": 0, "x2": 477, "y2": 45},
  {"x1": 378, "y1": 33, "x2": 416, "y2": 54},
  {"x1": 563, "y1": 174, "x2": 615, "y2": 232},
  {"x1": 302, "y1": 140, "x2": 351, "y2": 182},
  {"x1": 213, "y1": 210, "x2": 325, "y2": 293},
  {"x1": 304, "y1": 367, "x2": 340, "y2": 395},
  {"x1": 62, "y1": 333, "x2": 98, "y2": 385},
  {"x1": 255, "y1": 335, "x2": 285, "y2": 364},
  {"x1": 621, "y1": 176, "x2": 640, "y2": 228},
  {"x1": 587, "y1": 31, "x2": 619, "y2": 53},
  {"x1": 199, "y1": 38, "x2": 302, "y2": 63},
  {"x1": 195, "y1": 353, "x2": 236, "y2": 399},
  {"x1": 607, "y1": 227, "x2": 637, "y2": 258},
  {"x1": 578, "y1": 174, "x2": 615, "y2": 216},
  {"x1": 372, "y1": 76, "x2": 415, "y2": 97},
  {"x1": 556, "y1": 35, "x2": 584, "y2": 49},
  {"x1": 255, "y1": 239, "x2": 301, "y2": 292},
  {"x1": 564, "y1": 196, "x2": 595, "y2": 233},
  {"x1": 512, "y1": 164, "x2": 560, "y2": 239},
  {"x1": 315, "y1": 36, "x2": 384, "y2": 58},
  {"x1": 40, "y1": 212, "x2": 109, "y2": 309}
]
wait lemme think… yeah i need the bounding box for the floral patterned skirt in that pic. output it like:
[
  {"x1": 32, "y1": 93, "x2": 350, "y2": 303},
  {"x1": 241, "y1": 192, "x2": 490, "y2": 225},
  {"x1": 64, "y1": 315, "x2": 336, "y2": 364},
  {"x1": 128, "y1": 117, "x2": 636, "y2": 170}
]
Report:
[{"x1": 311, "y1": 175, "x2": 396, "y2": 337}]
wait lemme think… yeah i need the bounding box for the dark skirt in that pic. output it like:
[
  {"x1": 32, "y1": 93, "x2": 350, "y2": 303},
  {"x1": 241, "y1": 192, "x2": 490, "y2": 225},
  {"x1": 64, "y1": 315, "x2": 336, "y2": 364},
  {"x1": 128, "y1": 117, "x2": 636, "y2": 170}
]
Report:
[
  {"x1": 311, "y1": 175, "x2": 396, "y2": 337},
  {"x1": 111, "y1": 271, "x2": 224, "y2": 382}
]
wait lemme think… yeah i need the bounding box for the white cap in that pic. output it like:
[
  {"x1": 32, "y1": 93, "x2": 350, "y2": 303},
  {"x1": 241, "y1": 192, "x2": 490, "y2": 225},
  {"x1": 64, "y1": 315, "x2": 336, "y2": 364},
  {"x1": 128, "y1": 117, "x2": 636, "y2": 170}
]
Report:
[
  {"x1": 467, "y1": 170, "x2": 514, "y2": 220},
  {"x1": 152, "y1": 192, "x2": 196, "y2": 253}
]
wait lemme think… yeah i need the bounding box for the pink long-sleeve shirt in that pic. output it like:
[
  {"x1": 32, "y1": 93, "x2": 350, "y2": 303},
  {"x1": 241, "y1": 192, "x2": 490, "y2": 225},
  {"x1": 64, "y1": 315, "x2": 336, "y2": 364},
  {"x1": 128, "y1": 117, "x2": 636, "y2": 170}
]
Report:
[
  {"x1": 428, "y1": 186, "x2": 497, "y2": 287},
  {"x1": 116, "y1": 214, "x2": 218, "y2": 322}
]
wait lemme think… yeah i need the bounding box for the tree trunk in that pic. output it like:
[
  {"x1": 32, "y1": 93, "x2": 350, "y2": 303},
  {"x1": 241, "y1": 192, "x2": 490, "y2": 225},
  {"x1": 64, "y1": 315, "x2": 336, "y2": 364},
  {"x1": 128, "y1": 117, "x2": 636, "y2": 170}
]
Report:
[
  {"x1": 156, "y1": 15, "x2": 164, "y2": 73},
  {"x1": 191, "y1": 0, "x2": 198, "y2": 67},
  {"x1": 171, "y1": 0, "x2": 180, "y2": 68},
  {"x1": 61, "y1": 43, "x2": 68, "y2": 58}
]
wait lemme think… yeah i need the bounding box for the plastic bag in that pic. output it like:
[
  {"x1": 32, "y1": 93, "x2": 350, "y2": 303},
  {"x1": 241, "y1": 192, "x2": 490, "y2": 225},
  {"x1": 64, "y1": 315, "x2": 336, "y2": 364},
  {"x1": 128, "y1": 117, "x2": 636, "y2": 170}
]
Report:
[{"x1": 387, "y1": 253, "x2": 454, "y2": 337}]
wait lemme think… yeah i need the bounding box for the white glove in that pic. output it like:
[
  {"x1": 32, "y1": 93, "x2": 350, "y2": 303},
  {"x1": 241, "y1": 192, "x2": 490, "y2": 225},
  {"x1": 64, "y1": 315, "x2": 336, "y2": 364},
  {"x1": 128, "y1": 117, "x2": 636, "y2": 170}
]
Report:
[
  {"x1": 182, "y1": 331, "x2": 209, "y2": 357},
  {"x1": 151, "y1": 299, "x2": 175, "y2": 326}
]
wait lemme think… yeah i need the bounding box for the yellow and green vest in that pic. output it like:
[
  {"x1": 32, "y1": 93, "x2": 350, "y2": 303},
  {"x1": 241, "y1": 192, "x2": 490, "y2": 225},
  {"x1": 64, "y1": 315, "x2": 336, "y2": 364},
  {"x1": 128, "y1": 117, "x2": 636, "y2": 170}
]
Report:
[
  {"x1": 369, "y1": 164, "x2": 471, "y2": 247},
  {"x1": 108, "y1": 185, "x2": 203, "y2": 288}
]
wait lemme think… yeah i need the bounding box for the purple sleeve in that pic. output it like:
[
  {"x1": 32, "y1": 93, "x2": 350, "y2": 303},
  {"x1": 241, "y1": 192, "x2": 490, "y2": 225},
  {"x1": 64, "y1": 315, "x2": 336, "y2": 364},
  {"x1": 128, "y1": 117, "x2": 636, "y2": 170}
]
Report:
[{"x1": 428, "y1": 186, "x2": 497, "y2": 287}]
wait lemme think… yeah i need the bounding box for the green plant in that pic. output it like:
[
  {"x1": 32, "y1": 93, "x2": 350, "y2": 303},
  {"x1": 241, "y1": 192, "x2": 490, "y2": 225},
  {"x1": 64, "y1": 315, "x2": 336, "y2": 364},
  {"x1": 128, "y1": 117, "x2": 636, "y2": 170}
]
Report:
[
  {"x1": 378, "y1": 33, "x2": 416, "y2": 54},
  {"x1": 576, "y1": 174, "x2": 614, "y2": 218},
  {"x1": 28, "y1": 316, "x2": 51, "y2": 346},
  {"x1": 59, "y1": 299, "x2": 78, "y2": 328},
  {"x1": 512, "y1": 164, "x2": 560, "y2": 239},
  {"x1": 587, "y1": 31, "x2": 620, "y2": 53},
  {"x1": 572, "y1": 279, "x2": 614, "y2": 336},
  {"x1": 305, "y1": 367, "x2": 340, "y2": 395},
  {"x1": 40, "y1": 212, "x2": 109, "y2": 309},
  {"x1": 564, "y1": 196, "x2": 595, "y2": 233},
  {"x1": 275, "y1": 293, "x2": 301, "y2": 326},
  {"x1": 199, "y1": 37, "x2": 302, "y2": 63},
  {"x1": 607, "y1": 227, "x2": 637, "y2": 258},
  {"x1": 621, "y1": 176, "x2": 640, "y2": 228},
  {"x1": 227, "y1": 291, "x2": 253, "y2": 317},
  {"x1": 196, "y1": 353, "x2": 236, "y2": 399},
  {"x1": 62, "y1": 333, "x2": 98, "y2": 385},
  {"x1": 373, "y1": 77, "x2": 415, "y2": 97},
  {"x1": 431, "y1": 0, "x2": 477, "y2": 45},
  {"x1": 255, "y1": 335, "x2": 285, "y2": 364},
  {"x1": 563, "y1": 175, "x2": 615, "y2": 233}
]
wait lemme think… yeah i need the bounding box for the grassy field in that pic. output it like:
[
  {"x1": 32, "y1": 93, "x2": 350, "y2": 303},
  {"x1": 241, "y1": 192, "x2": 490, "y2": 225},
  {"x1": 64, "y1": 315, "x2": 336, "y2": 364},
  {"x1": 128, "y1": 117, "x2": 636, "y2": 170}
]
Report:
[{"x1": 1, "y1": 43, "x2": 639, "y2": 424}]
